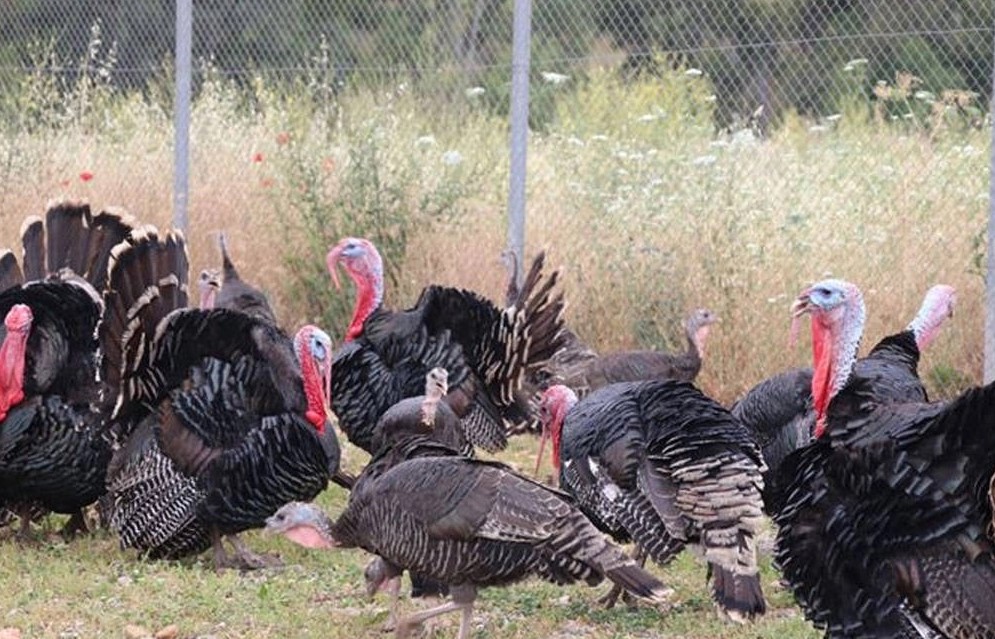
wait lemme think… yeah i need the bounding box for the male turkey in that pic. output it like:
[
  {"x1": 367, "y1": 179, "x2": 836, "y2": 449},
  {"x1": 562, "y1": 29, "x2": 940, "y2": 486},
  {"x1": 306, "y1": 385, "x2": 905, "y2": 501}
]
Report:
[
  {"x1": 774, "y1": 278, "x2": 995, "y2": 638},
  {"x1": 103, "y1": 227, "x2": 338, "y2": 568},
  {"x1": 733, "y1": 284, "x2": 955, "y2": 512},
  {"x1": 0, "y1": 200, "x2": 134, "y2": 538},
  {"x1": 536, "y1": 381, "x2": 767, "y2": 621},
  {"x1": 266, "y1": 457, "x2": 671, "y2": 639},
  {"x1": 327, "y1": 237, "x2": 566, "y2": 454}
]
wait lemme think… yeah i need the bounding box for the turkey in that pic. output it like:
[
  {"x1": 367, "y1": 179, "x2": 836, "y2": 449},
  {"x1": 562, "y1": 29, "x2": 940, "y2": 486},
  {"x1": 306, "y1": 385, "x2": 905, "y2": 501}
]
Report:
[
  {"x1": 266, "y1": 459, "x2": 671, "y2": 639},
  {"x1": 0, "y1": 200, "x2": 135, "y2": 538},
  {"x1": 732, "y1": 284, "x2": 956, "y2": 512},
  {"x1": 103, "y1": 227, "x2": 339, "y2": 569},
  {"x1": 774, "y1": 278, "x2": 995, "y2": 638},
  {"x1": 556, "y1": 308, "x2": 718, "y2": 396},
  {"x1": 536, "y1": 381, "x2": 767, "y2": 621},
  {"x1": 326, "y1": 237, "x2": 566, "y2": 454}
]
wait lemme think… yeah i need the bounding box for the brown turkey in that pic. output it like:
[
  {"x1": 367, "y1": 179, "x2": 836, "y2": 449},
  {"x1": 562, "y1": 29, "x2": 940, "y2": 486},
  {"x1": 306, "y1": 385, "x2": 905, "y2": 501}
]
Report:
[
  {"x1": 326, "y1": 237, "x2": 566, "y2": 455},
  {"x1": 536, "y1": 381, "x2": 767, "y2": 621},
  {"x1": 732, "y1": 284, "x2": 956, "y2": 513},
  {"x1": 774, "y1": 278, "x2": 995, "y2": 638},
  {"x1": 0, "y1": 200, "x2": 134, "y2": 538},
  {"x1": 266, "y1": 457, "x2": 671, "y2": 639}
]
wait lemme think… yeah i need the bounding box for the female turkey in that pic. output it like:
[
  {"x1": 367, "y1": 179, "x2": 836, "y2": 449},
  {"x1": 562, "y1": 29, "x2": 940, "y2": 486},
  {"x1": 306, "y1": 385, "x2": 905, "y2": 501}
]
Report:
[
  {"x1": 327, "y1": 237, "x2": 566, "y2": 454},
  {"x1": 733, "y1": 284, "x2": 956, "y2": 511},
  {"x1": 266, "y1": 458, "x2": 670, "y2": 639},
  {"x1": 103, "y1": 227, "x2": 339, "y2": 569},
  {"x1": 536, "y1": 381, "x2": 767, "y2": 621},
  {"x1": 0, "y1": 201, "x2": 134, "y2": 538},
  {"x1": 775, "y1": 278, "x2": 995, "y2": 638}
]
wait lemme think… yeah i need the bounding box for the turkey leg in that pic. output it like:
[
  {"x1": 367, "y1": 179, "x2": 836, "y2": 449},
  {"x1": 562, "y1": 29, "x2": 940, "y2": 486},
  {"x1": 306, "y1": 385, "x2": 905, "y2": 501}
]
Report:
[{"x1": 59, "y1": 509, "x2": 89, "y2": 539}]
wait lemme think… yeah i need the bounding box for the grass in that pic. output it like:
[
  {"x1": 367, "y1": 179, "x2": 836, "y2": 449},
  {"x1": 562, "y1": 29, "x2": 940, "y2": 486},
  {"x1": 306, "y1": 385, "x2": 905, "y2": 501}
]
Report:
[{"x1": 0, "y1": 436, "x2": 820, "y2": 639}]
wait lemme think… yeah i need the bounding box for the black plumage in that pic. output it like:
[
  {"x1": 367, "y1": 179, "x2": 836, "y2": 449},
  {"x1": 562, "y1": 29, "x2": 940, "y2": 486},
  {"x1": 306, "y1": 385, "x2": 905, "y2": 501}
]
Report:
[
  {"x1": 0, "y1": 200, "x2": 135, "y2": 537},
  {"x1": 774, "y1": 279, "x2": 995, "y2": 638},
  {"x1": 539, "y1": 380, "x2": 768, "y2": 621},
  {"x1": 103, "y1": 228, "x2": 337, "y2": 567},
  {"x1": 328, "y1": 237, "x2": 566, "y2": 454}
]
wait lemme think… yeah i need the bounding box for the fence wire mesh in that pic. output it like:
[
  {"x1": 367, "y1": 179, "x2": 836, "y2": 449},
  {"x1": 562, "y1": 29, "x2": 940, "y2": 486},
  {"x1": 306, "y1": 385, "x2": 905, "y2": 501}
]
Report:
[{"x1": 0, "y1": 1, "x2": 993, "y2": 401}]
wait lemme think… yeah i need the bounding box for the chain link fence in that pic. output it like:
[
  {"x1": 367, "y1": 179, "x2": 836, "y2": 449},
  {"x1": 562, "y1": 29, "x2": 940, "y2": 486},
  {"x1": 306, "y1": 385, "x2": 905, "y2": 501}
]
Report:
[{"x1": 0, "y1": 1, "x2": 993, "y2": 400}]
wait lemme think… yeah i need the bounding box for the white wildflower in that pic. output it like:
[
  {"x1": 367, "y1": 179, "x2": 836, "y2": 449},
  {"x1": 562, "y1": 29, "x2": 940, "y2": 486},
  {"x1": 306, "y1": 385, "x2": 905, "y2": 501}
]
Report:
[
  {"x1": 808, "y1": 125, "x2": 828, "y2": 133},
  {"x1": 684, "y1": 68, "x2": 703, "y2": 77},
  {"x1": 692, "y1": 155, "x2": 717, "y2": 166},
  {"x1": 825, "y1": 113, "x2": 842, "y2": 122},
  {"x1": 465, "y1": 86, "x2": 486, "y2": 98},
  {"x1": 414, "y1": 135, "x2": 437, "y2": 149},
  {"x1": 442, "y1": 150, "x2": 463, "y2": 166},
  {"x1": 704, "y1": 94, "x2": 718, "y2": 103},
  {"x1": 590, "y1": 134, "x2": 609, "y2": 142},
  {"x1": 843, "y1": 58, "x2": 868, "y2": 72},
  {"x1": 540, "y1": 71, "x2": 570, "y2": 85},
  {"x1": 637, "y1": 113, "x2": 657, "y2": 122},
  {"x1": 914, "y1": 90, "x2": 935, "y2": 102}
]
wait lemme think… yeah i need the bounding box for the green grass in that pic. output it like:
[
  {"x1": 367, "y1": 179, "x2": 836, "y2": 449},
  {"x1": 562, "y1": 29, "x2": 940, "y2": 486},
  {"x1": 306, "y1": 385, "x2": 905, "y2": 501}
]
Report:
[{"x1": 0, "y1": 436, "x2": 820, "y2": 639}]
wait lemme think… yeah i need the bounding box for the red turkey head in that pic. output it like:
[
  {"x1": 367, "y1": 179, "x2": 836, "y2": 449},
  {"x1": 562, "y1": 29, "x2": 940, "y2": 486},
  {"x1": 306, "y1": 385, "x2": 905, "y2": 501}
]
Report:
[
  {"x1": 197, "y1": 269, "x2": 220, "y2": 310},
  {"x1": 908, "y1": 284, "x2": 955, "y2": 351},
  {"x1": 0, "y1": 304, "x2": 33, "y2": 422},
  {"x1": 535, "y1": 385, "x2": 578, "y2": 476},
  {"x1": 790, "y1": 279, "x2": 865, "y2": 438},
  {"x1": 326, "y1": 237, "x2": 384, "y2": 341},
  {"x1": 294, "y1": 324, "x2": 334, "y2": 433}
]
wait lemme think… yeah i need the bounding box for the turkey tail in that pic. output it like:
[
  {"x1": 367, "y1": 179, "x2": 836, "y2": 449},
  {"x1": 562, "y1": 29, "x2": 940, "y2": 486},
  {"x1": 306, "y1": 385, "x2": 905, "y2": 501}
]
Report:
[
  {"x1": 20, "y1": 215, "x2": 44, "y2": 281},
  {"x1": 603, "y1": 563, "x2": 672, "y2": 603},
  {"x1": 219, "y1": 232, "x2": 239, "y2": 281},
  {"x1": 82, "y1": 207, "x2": 137, "y2": 291},
  {"x1": 708, "y1": 562, "x2": 767, "y2": 622},
  {"x1": 483, "y1": 251, "x2": 566, "y2": 420},
  {"x1": 102, "y1": 225, "x2": 189, "y2": 417},
  {"x1": 910, "y1": 539, "x2": 995, "y2": 638},
  {"x1": 44, "y1": 200, "x2": 91, "y2": 276},
  {"x1": 0, "y1": 250, "x2": 23, "y2": 292}
]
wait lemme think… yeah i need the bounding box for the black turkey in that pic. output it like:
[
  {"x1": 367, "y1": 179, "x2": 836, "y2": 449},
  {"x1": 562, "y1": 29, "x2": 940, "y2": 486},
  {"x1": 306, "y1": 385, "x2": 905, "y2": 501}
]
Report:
[
  {"x1": 266, "y1": 456, "x2": 670, "y2": 639},
  {"x1": 733, "y1": 283, "x2": 956, "y2": 512},
  {"x1": 103, "y1": 227, "x2": 339, "y2": 569},
  {"x1": 327, "y1": 237, "x2": 566, "y2": 454},
  {"x1": 214, "y1": 233, "x2": 276, "y2": 323},
  {"x1": 0, "y1": 200, "x2": 134, "y2": 538},
  {"x1": 774, "y1": 278, "x2": 995, "y2": 638},
  {"x1": 537, "y1": 381, "x2": 767, "y2": 621}
]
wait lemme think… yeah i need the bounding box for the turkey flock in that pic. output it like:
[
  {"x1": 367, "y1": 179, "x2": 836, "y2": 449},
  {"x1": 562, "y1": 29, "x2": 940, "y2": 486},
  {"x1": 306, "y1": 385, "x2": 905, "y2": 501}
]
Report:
[{"x1": 1, "y1": 199, "x2": 993, "y2": 638}]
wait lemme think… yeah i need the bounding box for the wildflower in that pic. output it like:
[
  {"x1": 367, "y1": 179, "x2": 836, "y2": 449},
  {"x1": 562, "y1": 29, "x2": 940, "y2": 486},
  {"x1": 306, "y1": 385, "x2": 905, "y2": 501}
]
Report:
[
  {"x1": 825, "y1": 113, "x2": 842, "y2": 122},
  {"x1": 691, "y1": 155, "x2": 717, "y2": 166},
  {"x1": 465, "y1": 87, "x2": 486, "y2": 98},
  {"x1": 276, "y1": 132, "x2": 290, "y2": 146},
  {"x1": 251, "y1": 152, "x2": 264, "y2": 163},
  {"x1": 540, "y1": 72, "x2": 570, "y2": 85},
  {"x1": 442, "y1": 150, "x2": 463, "y2": 166},
  {"x1": 79, "y1": 171, "x2": 94, "y2": 182},
  {"x1": 684, "y1": 68, "x2": 703, "y2": 77},
  {"x1": 414, "y1": 136, "x2": 437, "y2": 149},
  {"x1": 843, "y1": 58, "x2": 868, "y2": 72}
]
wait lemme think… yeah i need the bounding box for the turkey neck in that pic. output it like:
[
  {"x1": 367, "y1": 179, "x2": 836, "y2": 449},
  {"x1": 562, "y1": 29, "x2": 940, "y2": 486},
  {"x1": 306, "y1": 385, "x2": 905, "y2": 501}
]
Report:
[
  {"x1": 295, "y1": 340, "x2": 327, "y2": 433},
  {"x1": 0, "y1": 328, "x2": 29, "y2": 421},
  {"x1": 811, "y1": 299, "x2": 864, "y2": 438},
  {"x1": 345, "y1": 265, "x2": 384, "y2": 342}
]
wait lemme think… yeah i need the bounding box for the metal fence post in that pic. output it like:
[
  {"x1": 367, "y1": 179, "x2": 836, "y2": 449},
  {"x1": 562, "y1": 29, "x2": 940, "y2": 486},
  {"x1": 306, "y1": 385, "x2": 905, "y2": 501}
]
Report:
[
  {"x1": 173, "y1": 0, "x2": 192, "y2": 234},
  {"x1": 985, "y1": 29, "x2": 995, "y2": 384},
  {"x1": 506, "y1": 0, "x2": 532, "y2": 289}
]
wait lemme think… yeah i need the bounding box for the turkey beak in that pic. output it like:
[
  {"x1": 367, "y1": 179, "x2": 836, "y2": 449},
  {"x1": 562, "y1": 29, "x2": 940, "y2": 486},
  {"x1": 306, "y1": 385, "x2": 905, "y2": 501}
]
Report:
[{"x1": 326, "y1": 246, "x2": 344, "y2": 291}]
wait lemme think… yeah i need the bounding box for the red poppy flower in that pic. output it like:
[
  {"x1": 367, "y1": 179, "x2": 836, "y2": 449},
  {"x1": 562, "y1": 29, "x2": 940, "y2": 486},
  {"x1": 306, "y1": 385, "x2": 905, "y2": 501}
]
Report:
[
  {"x1": 252, "y1": 152, "x2": 264, "y2": 163},
  {"x1": 79, "y1": 171, "x2": 94, "y2": 182}
]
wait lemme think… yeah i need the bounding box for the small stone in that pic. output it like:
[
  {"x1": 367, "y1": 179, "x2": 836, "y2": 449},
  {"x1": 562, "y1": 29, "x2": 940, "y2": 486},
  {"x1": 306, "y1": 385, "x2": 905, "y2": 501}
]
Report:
[
  {"x1": 123, "y1": 625, "x2": 150, "y2": 639},
  {"x1": 0, "y1": 629, "x2": 22, "y2": 639},
  {"x1": 154, "y1": 626, "x2": 178, "y2": 639}
]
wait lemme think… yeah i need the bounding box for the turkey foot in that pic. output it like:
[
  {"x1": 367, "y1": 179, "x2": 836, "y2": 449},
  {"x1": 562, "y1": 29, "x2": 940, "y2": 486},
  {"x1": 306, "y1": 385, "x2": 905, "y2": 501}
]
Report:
[
  {"x1": 59, "y1": 510, "x2": 89, "y2": 540},
  {"x1": 394, "y1": 600, "x2": 473, "y2": 639},
  {"x1": 598, "y1": 546, "x2": 647, "y2": 609},
  {"x1": 227, "y1": 534, "x2": 283, "y2": 569}
]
